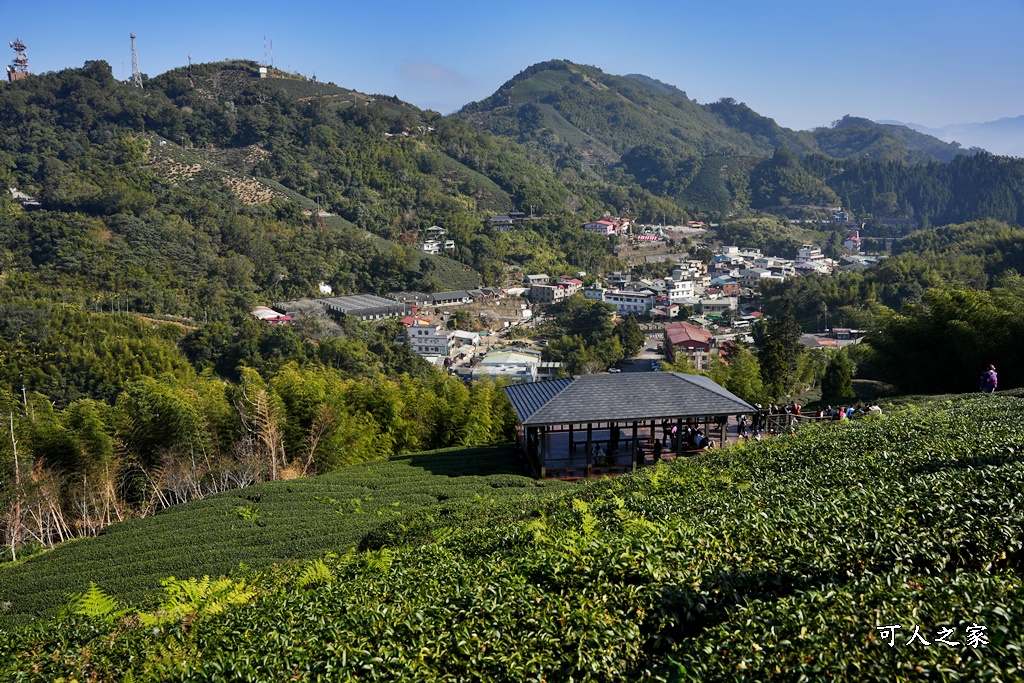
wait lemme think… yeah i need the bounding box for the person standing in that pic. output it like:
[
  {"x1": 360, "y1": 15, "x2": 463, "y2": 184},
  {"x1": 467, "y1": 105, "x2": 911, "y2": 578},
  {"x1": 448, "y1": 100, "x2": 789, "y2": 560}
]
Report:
[{"x1": 980, "y1": 364, "x2": 998, "y2": 394}]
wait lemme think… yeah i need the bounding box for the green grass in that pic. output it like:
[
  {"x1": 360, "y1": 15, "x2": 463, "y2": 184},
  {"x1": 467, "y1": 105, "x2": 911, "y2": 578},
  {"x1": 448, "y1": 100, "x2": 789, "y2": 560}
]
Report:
[{"x1": 0, "y1": 444, "x2": 563, "y2": 626}]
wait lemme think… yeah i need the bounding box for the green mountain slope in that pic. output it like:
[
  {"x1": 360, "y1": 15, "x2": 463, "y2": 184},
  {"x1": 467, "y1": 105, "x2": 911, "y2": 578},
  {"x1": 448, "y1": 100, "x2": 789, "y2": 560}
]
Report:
[
  {"x1": 3, "y1": 394, "x2": 1022, "y2": 680},
  {"x1": 814, "y1": 115, "x2": 972, "y2": 163},
  {"x1": 457, "y1": 60, "x2": 789, "y2": 165},
  {"x1": 457, "y1": 60, "x2": 966, "y2": 170},
  {"x1": 456, "y1": 61, "x2": 972, "y2": 214}
]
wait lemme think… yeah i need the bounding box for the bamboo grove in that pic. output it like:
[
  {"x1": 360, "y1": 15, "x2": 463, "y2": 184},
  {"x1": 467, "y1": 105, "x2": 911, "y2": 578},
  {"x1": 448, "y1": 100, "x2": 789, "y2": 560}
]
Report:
[{"x1": 0, "y1": 326, "x2": 517, "y2": 561}]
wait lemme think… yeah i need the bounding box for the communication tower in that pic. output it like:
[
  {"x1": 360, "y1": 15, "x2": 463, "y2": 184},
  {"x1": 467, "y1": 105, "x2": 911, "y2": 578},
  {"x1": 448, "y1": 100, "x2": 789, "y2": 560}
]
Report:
[
  {"x1": 130, "y1": 32, "x2": 143, "y2": 88},
  {"x1": 7, "y1": 38, "x2": 29, "y2": 82}
]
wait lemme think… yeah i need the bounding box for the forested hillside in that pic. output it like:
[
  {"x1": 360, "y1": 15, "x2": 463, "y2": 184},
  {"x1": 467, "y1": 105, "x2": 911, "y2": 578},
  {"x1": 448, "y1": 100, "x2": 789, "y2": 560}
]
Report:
[{"x1": 456, "y1": 61, "x2": 1001, "y2": 218}]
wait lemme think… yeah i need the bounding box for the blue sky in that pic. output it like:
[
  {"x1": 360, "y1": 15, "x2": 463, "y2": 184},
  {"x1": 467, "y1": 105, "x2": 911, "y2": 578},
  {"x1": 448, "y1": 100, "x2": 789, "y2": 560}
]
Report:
[{"x1": 6, "y1": 0, "x2": 1023, "y2": 130}]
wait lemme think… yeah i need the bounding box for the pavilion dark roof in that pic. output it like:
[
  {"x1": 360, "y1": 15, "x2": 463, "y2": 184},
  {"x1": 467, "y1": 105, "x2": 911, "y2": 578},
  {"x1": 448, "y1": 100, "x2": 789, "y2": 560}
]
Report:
[{"x1": 503, "y1": 372, "x2": 755, "y2": 426}]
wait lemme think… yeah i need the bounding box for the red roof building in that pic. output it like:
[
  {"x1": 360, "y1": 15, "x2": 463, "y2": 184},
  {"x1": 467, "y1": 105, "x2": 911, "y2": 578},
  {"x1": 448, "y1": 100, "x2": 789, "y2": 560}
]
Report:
[
  {"x1": 664, "y1": 321, "x2": 714, "y2": 351},
  {"x1": 664, "y1": 321, "x2": 715, "y2": 370}
]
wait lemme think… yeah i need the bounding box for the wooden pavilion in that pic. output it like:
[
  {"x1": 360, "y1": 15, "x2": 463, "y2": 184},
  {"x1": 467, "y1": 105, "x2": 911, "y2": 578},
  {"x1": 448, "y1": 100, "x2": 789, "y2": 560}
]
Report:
[{"x1": 503, "y1": 372, "x2": 756, "y2": 479}]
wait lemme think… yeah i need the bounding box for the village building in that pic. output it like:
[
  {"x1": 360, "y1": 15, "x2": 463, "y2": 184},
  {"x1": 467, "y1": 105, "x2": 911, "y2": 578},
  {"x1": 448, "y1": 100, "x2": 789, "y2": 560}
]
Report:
[
  {"x1": 698, "y1": 297, "x2": 738, "y2": 318},
  {"x1": 523, "y1": 274, "x2": 550, "y2": 286},
  {"x1": 472, "y1": 349, "x2": 543, "y2": 384},
  {"x1": 664, "y1": 278, "x2": 695, "y2": 303},
  {"x1": 555, "y1": 276, "x2": 584, "y2": 296},
  {"x1": 530, "y1": 283, "x2": 569, "y2": 303},
  {"x1": 252, "y1": 306, "x2": 292, "y2": 325},
  {"x1": 407, "y1": 323, "x2": 456, "y2": 360},
  {"x1": 490, "y1": 215, "x2": 515, "y2": 232},
  {"x1": 431, "y1": 290, "x2": 473, "y2": 306},
  {"x1": 604, "y1": 289, "x2": 654, "y2": 316},
  {"x1": 663, "y1": 321, "x2": 715, "y2": 370},
  {"x1": 583, "y1": 215, "x2": 631, "y2": 236},
  {"x1": 276, "y1": 294, "x2": 408, "y2": 322},
  {"x1": 844, "y1": 229, "x2": 862, "y2": 253}
]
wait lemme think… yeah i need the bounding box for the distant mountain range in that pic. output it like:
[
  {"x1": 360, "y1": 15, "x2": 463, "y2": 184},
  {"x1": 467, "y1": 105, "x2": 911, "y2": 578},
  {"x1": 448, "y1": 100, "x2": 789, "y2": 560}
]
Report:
[
  {"x1": 456, "y1": 60, "x2": 972, "y2": 171},
  {"x1": 877, "y1": 117, "x2": 1024, "y2": 158}
]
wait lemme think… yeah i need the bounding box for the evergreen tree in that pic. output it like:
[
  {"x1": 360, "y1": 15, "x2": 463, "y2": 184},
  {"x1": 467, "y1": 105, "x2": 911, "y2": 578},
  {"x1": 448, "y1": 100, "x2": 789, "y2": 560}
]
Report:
[
  {"x1": 614, "y1": 314, "x2": 645, "y2": 358},
  {"x1": 759, "y1": 299, "x2": 803, "y2": 398},
  {"x1": 663, "y1": 336, "x2": 677, "y2": 364},
  {"x1": 822, "y1": 351, "x2": 856, "y2": 400}
]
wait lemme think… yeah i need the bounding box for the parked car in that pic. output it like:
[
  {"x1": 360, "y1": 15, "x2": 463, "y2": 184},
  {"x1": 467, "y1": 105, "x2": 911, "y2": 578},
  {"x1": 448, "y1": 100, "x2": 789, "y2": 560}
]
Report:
[{"x1": 608, "y1": 367, "x2": 621, "y2": 373}]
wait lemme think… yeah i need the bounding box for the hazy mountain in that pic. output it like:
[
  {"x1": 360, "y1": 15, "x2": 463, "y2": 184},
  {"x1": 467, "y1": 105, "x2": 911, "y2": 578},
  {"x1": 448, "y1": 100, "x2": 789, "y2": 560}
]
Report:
[{"x1": 878, "y1": 117, "x2": 1024, "y2": 157}]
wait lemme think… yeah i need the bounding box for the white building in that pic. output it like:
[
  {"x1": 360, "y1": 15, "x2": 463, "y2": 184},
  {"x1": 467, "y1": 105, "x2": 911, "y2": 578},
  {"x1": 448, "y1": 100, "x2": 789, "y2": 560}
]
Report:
[
  {"x1": 604, "y1": 289, "x2": 654, "y2": 315},
  {"x1": 420, "y1": 241, "x2": 441, "y2": 254},
  {"x1": 664, "y1": 278, "x2": 695, "y2": 304},
  {"x1": 795, "y1": 244, "x2": 831, "y2": 274},
  {"x1": 407, "y1": 323, "x2": 455, "y2": 358},
  {"x1": 738, "y1": 268, "x2": 780, "y2": 289}
]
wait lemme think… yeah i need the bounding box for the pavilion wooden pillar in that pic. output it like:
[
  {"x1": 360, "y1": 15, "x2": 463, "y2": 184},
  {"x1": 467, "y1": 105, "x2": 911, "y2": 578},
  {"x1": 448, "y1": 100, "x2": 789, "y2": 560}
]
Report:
[
  {"x1": 569, "y1": 423, "x2": 575, "y2": 454},
  {"x1": 676, "y1": 418, "x2": 683, "y2": 457},
  {"x1": 720, "y1": 417, "x2": 728, "y2": 447},
  {"x1": 631, "y1": 421, "x2": 638, "y2": 471},
  {"x1": 585, "y1": 423, "x2": 593, "y2": 477},
  {"x1": 538, "y1": 427, "x2": 547, "y2": 479}
]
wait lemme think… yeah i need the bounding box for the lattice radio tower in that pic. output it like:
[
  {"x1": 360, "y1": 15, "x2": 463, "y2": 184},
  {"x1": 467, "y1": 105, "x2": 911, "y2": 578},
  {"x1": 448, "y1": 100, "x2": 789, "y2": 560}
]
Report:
[
  {"x1": 130, "y1": 33, "x2": 143, "y2": 88},
  {"x1": 7, "y1": 38, "x2": 29, "y2": 82}
]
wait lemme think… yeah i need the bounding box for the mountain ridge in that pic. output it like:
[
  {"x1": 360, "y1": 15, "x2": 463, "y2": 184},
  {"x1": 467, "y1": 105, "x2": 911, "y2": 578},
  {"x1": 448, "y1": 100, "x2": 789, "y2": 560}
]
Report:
[
  {"x1": 456, "y1": 60, "x2": 970, "y2": 167},
  {"x1": 878, "y1": 116, "x2": 1024, "y2": 157}
]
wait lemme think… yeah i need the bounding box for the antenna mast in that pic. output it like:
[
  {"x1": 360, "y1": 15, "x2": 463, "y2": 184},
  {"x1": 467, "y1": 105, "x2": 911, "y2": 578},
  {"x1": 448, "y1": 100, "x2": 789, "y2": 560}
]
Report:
[
  {"x1": 6, "y1": 38, "x2": 29, "y2": 82},
  {"x1": 130, "y1": 32, "x2": 143, "y2": 88}
]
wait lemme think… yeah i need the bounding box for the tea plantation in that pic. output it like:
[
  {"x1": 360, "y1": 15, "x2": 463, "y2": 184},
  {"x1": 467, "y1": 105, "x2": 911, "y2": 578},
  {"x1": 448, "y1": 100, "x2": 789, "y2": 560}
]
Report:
[
  {"x1": 2, "y1": 395, "x2": 1023, "y2": 681},
  {"x1": 0, "y1": 443, "x2": 564, "y2": 627}
]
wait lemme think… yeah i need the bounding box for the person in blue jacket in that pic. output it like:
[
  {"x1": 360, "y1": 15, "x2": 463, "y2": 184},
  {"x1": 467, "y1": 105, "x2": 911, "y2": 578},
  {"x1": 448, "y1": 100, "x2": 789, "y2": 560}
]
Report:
[{"x1": 980, "y1": 364, "x2": 998, "y2": 394}]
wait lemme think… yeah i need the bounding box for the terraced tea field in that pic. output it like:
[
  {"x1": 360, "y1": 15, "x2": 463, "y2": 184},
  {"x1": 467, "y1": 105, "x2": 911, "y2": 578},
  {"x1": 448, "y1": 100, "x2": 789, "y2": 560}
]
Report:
[{"x1": 0, "y1": 444, "x2": 564, "y2": 626}]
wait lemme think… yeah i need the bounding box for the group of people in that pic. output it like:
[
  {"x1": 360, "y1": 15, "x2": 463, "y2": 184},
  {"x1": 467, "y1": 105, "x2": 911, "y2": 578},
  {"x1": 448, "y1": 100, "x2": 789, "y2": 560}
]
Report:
[
  {"x1": 814, "y1": 404, "x2": 883, "y2": 421},
  {"x1": 652, "y1": 423, "x2": 715, "y2": 459},
  {"x1": 736, "y1": 401, "x2": 883, "y2": 441}
]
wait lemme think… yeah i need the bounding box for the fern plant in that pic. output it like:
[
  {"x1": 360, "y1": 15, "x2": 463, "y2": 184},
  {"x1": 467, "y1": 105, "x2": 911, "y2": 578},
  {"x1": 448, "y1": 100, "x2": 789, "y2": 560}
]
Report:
[
  {"x1": 70, "y1": 582, "x2": 124, "y2": 621},
  {"x1": 296, "y1": 559, "x2": 334, "y2": 589},
  {"x1": 138, "y1": 575, "x2": 255, "y2": 627}
]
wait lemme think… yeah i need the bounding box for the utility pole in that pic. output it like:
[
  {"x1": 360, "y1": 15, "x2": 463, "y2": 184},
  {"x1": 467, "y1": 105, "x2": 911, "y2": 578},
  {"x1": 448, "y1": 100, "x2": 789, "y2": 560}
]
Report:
[{"x1": 8, "y1": 412, "x2": 20, "y2": 561}]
